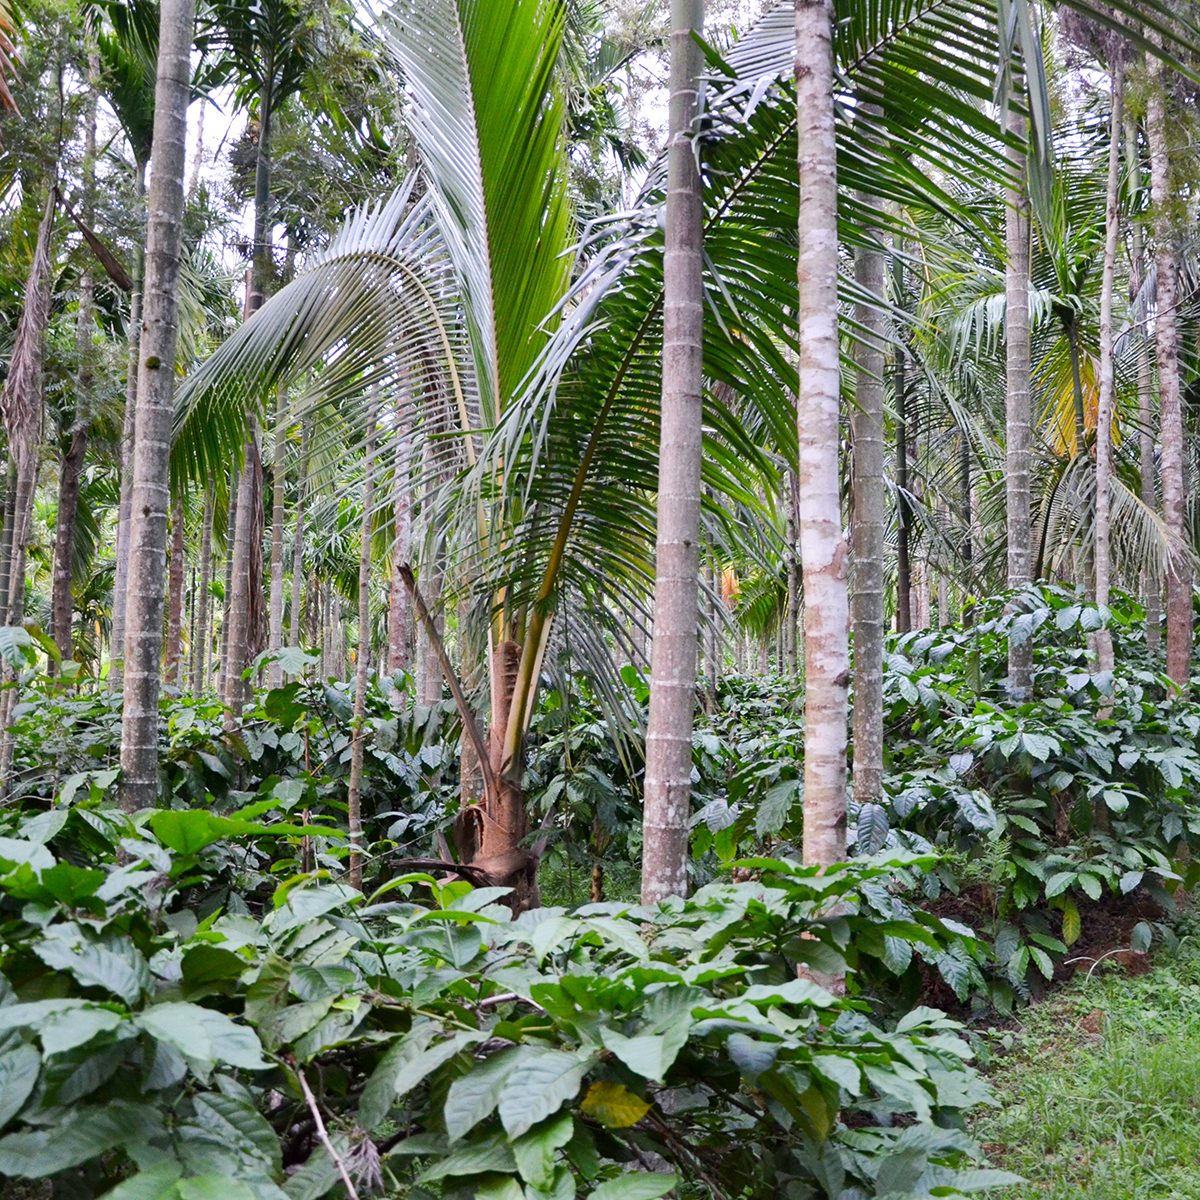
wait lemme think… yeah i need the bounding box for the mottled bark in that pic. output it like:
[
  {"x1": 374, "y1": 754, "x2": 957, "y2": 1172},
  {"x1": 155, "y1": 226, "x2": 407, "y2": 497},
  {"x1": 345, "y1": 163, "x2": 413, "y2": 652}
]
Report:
[
  {"x1": 1093, "y1": 65, "x2": 1123, "y2": 676},
  {"x1": 894, "y1": 338, "x2": 911, "y2": 633},
  {"x1": 192, "y1": 488, "x2": 213, "y2": 693},
  {"x1": 642, "y1": 0, "x2": 704, "y2": 904},
  {"x1": 1126, "y1": 112, "x2": 1160, "y2": 653},
  {"x1": 1147, "y1": 50, "x2": 1191, "y2": 690},
  {"x1": 850, "y1": 177, "x2": 886, "y2": 812},
  {"x1": 51, "y1": 429, "x2": 85, "y2": 664},
  {"x1": 1005, "y1": 106, "x2": 1033, "y2": 697},
  {"x1": 387, "y1": 404, "x2": 414, "y2": 674},
  {"x1": 290, "y1": 419, "x2": 310, "y2": 648},
  {"x1": 110, "y1": 162, "x2": 147, "y2": 688},
  {"x1": 796, "y1": 0, "x2": 849, "y2": 867},
  {"x1": 165, "y1": 495, "x2": 186, "y2": 684},
  {"x1": 225, "y1": 429, "x2": 262, "y2": 713},
  {"x1": 119, "y1": 0, "x2": 194, "y2": 810},
  {"x1": 347, "y1": 395, "x2": 379, "y2": 890},
  {"x1": 267, "y1": 388, "x2": 287, "y2": 686},
  {"x1": 217, "y1": 466, "x2": 237, "y2": 698},
  {"x1": 784, "y1": 469, "x2": 800, "y2": 672}
]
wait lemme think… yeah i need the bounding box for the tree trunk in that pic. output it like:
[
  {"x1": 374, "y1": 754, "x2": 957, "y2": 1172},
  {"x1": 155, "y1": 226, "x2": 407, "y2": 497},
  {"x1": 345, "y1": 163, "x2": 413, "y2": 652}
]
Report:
[
  {"x1": 1147, "y1": 49, "x2": 1191, "y2": 691},
  {"x1": 347, "y1": 393, "x2": 380, "y2": 890},
  {"x1": 894, "y1": 335, "x2": 911, "y2": 633},
  {"x1": 1125, "y1": 113, "x2": 1159, "y2": 653},
  {"x1": 1005, "y1": 105, "x2": 1033, "y2": 697},
  {"x1": 784, "y1": 469, "x2": 800, "y2": 673},
  {"x1": 165, "y1": 495, "x2": 186, "y2": 684},
  {"x1": 51, "y1": 429, "x2": 85, "y2": 665},
  {"x1": 218, "y1": 466, "x2": 237, "y2": 698},
  {"x1": 850, "y1": 175, "x2": 886, "y2": 814},
  {"x1": 119, "y1": 0, "x2": 194, "y2": 811},
  {"x1": 192, "y1": 488, "x2": 213, "y2": 693},
  {"x1": 110, "y1": 161, "x2": 147, "y2": 689},
  {"x1": 267, "y1": 386, "x2": 287, "y2": 686},
  {"x1": 388, "y1": 401, "x2": 414, "y2": 674},
  {"x1": 641, "y1": 0, "x2": 705, "y2": 905},
  {"x1": 225, "y1": 429, "x2": 262, "y2": 713},
  {"x1": 796, "y1": 0, "x2": 849, "y2": 868},
  {"x1": 1093, "y1": 63, "x2": 1123, "y2": 676},
  {"x1": 290, "y1": 419, "x2": 310, "y2": 648}
]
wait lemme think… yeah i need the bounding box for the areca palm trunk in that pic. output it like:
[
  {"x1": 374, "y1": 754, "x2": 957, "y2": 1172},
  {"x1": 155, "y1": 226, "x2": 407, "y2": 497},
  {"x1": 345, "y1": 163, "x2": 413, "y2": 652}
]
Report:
[
  {"x1": 165, "y1": 495, "x2": 186, "y2": 684},
  {"x1": 348, "y1": 394, "x2": 380, "y2": 890},
  {"x1": 290, "y1": 418, "x2": 309, "y2": 649},
  {"x1": 641, "y1": 0, "x2": 705, "y2": 905},
  {"x1": 119, "y1": 0, "x2": 194, "y2": 810},
  {"x1": 796, "y1": 0, "x2": 849, "y2": 867},
  {"x1": 1125, "y1": 112, "x2": 1159, "y2": 653},
  {"x1": 268, "y1": 387, "x2": 287, "y2": 686},
  {"x1": 1005, "y1": 106, "x2": 1033, "y2": 697},
  {"x1": 192, "y1": 487, "x2": 213, "y2": 693},
  {"x1": 894, "y1": 332, "x2": 911, "y2": 634},
  {"x1": 110, "y1": 161, "x2": 147, "y2": 688},
  {"x1": 1093, "y1": 63, "x2": 1123, "y2": 676},
  {"x1": 851, "y1": 178, "x2": 887, "y2": 813},
  {"x1": 1146, "y1": 49, "x2": 1190, "y2": 690},
  {"x1": 388, "y1": 402, "x2": 414, "y2": 674}
]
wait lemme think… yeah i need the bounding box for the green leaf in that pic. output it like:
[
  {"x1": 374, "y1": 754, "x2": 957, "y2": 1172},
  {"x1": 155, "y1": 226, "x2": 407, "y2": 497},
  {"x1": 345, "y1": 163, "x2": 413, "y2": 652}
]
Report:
[
  {"x1": 98, "y1": 1163, "x2": 184, "y2": 1199},
  {"x1": 756, "y1": 778, "x2": 800, "y2": 837},
  {"x1": 444, "y1": 1048, "x2": 520, "y2": 1141},
  {"x1": 1044, "y1": 871, "x2": 1076, "y2": 899},
  {"x1": 1078, "y1": 873, "x2": 1103, "y2": 902},
  {"x1": 135, "y1": 1003, "x2": 268, "y2": 1072},
  {"x1": 513, "y1": 1111, "x2": 573, "y2": 1189},
  {"x1": 0, "y1": 1045, "x2": 40, "y2": 1129},
  {"x1": 360, "y1": 1028, "x2": 485, "y2": 1131},
  {"x1": 498, "y1": 1047, "x2": 592, "y2": 1139},
  {"x1": 0, "y1": 1100, "x2": 160, "y2": 1177},
  {"x1": 34, "y1": 935, "x2": 150, "y2": 1005},
  {"x1": 589, "y1": 1172, "x2": 677, "y2": 1200}
]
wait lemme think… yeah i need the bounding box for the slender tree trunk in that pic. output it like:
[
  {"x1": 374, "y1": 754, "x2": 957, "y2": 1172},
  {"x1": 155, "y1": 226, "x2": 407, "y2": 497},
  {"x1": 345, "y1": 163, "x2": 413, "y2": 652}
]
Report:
[
  {"x1": 0, "y1": 466, "x2": 14, "y2": 625},
  {"x1": 165, "y1": 495, "x2": 186, "y2": 684},
  {"x1": 1125, "y1": 113, "x2": 1159, "y2": 653},
  {"x1": 192, "y1": 488, "x2": 213, "y2": 693},
  {"x1": 1005, "y1": 105, "x2": 1033, "y2": 696},
  {"x1": 388, "y1": 404, "x2": 414, "y2": 674},
  {"x1": 895, "y1": 336, "x2": 912, "y2": 633},
  {"x1": 225, "y1": 430, "x2": 262, "y2": 713},
  {"x1": 218, "y1": 466, "x2": 237, "y2": 698},
  {"x1": 268, "y1": 386, "x2": 287, "y2": 686},
  {"x1": 1093, "y1": 64, "x2": 1123, "y2": 676},
  {"x1": 642, "y1": 0, "x2": 705, "y2": 905},
  {"x1": 796, "y1": 0, "x2": 849, "y2": 867},
  {"x1": 110, "y1": 161, "x2": 147, "y2": 688},
  {"x1": 119, "y1": 0, "x2": 194, "y2": 810},
  {"x1": 51, "y1": 429, "x2": 85, "y2": 664},
  {"x1": 348, "y1": 394, "x2": 379, "y2": 890},
  {"x1": 784, "y1": 474, "x2": 799, "y2": 674},
  {"x1": 1147, "y1": 49, "x2": 1191, "y2": 691},
  {"x1": 851, "y1": 177, "x2": 886, "y2": 814},
  {"x1": 960, "y1": 431, "x2": 974, "y2": 627},
  {"x1": 290, "y1": 419, "x2": 310, "y2": 648}
]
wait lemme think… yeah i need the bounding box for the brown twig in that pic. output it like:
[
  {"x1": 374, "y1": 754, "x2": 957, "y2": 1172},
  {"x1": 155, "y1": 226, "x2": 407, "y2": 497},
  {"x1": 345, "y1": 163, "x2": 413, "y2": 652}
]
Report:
[
  {"x1": 398, "y1": 564, "x2": 499, "y2": 807},
  {"x1": 295, "y1": 1064, "x2": 360, "y2": 1200}
]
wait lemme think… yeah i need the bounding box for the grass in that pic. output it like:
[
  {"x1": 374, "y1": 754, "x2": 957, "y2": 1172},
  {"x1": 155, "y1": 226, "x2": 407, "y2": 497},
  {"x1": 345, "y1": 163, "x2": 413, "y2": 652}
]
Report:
[{"x1": 977, "y1": 916, "x2": 1200, "y2": 1198}]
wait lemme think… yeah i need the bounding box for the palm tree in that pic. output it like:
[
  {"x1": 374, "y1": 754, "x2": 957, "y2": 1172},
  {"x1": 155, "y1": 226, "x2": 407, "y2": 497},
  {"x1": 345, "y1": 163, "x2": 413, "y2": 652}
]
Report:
[
  {"x1": 1146, "y1": 41, "x2": 1190, "y2": 690},
  {"x1": 795, "y1": 0, "x2": 849, "y2": 867},
  {"x1": 641, "y1": 0, "x2": 705, "y2": 906},
  {"x1": 119, "y1": 0, "x2": 195, "y2": 810}
]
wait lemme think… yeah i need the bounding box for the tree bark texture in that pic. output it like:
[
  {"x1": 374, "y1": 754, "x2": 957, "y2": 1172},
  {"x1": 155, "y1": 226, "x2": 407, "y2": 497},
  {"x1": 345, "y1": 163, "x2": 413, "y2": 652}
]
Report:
[
  {"x1": 1005, "y1": 106, "x2": 1033, "y2": 697},
  {"x1": 119, "y1": 0, "x2": 194, "y2": 810},
  {"x1": 165, "y1": 495, "x2": 186, "y2": 684},
  {"x1": 641, "y1": 0, "x2": 705, "y2": 905},
  {"x1": 796, "y1": 0, "x2": 849, "y2": 868},
  {"x1": 388, "y1": 401, "x2": 414, "y2": 674},
  {"x1": 290, "y1": 419, "x2": 310, "y2": 649},
  {"x1": 268, "y1": 387, "x2": 287, "y2": 686},
  {"x1": 192, "y1": 488, "x2": 213, "y2": 693}
]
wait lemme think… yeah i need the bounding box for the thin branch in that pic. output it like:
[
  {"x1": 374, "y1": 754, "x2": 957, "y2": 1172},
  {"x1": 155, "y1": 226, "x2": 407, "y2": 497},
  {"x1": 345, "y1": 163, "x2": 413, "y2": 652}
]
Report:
[
  {"x1": 398, "y1": 563, "x2": 499, "y2": 806},
  {"x1": 295, "y1": 1064, "x2": 361, "y2": 1200}
]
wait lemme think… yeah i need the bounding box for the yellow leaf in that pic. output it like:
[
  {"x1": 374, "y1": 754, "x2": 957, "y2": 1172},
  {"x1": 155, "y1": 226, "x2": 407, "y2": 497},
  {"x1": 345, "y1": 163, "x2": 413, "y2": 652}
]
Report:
[
  {"x1": 580, "y1": 1080, "x2": 651, "y2": 1128},
  {"x1": 1060, "y1": 896, "x2": 1082, "y2": 947}
]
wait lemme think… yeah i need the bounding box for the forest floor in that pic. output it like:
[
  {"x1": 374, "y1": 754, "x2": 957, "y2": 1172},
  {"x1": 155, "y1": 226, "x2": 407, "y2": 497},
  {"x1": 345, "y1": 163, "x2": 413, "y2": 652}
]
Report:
[{"x1": 975, "y1": 911, "x2": 1200, "y2": 1199}]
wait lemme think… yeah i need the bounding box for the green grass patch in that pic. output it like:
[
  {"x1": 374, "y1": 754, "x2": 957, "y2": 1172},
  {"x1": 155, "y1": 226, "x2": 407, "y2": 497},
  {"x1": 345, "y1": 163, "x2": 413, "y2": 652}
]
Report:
[{"x1": 977, "y1": 917, "x2": 1200, "y2": 1198}]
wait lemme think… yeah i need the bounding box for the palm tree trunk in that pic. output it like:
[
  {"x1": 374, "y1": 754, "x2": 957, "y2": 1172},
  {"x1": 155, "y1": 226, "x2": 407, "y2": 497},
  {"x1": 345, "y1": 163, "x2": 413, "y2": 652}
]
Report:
[
  {"x1": 217, "y1": 465, "x2": 237, "y2": 698},
  {"x1": 1146, "y1": 49, "x2": 1191, "y2": 690},
  {"x1": 51, "y1": 428, "x2": 86, "y2": 664},
  {"x1": 348, "y1": 393, "x2": 380, "y2": 890},
  {"x1": 851, "y1": 178, "x2": 887, "y2": 813},
  {"x1": 1093, "y1": 63, "x2": 1123, "y2": 676},
  {"x1": 895, "y1": 335, "x2": 912, "y2": 634},
  {"x1": 388, "y1": 403, "x2": 414, "y2": 674},
  {"x1": 165, "y1": 495, "x2": 186, "y2": 684},
  {"x1": 784, "y1": 472, "x2": 800, "y2": 673},
  {"x1": 267, "y1": 386, "x2": 287, "y2": 686},
  {"x1": 290, "y1": 419, "x2": 310, "y2": 648},
  {"x1": 192, "y1": 488, "x2": 213, "y2": 693},
  {"x1": 796, "y1": 0, "x2": 849, "y2": 868},
  {"x1": 225, "y1": 429, "x2": 262, "y2": 713},
  {"x1": 641, "y1": 0, "x2": 705, "y2": 905},
  {"x1": 119, "y1": 0, "x2": 194, "y2": 811},
  {"x1": 110, "y1": 161, "x2": 147, "y2": 689},
  {"x1": 1125, "y1": 115, "x2": 1159, "y2": 653},
  {"x1": 1005, "y1": 105, "x2": 1033, "y2": 697}
]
